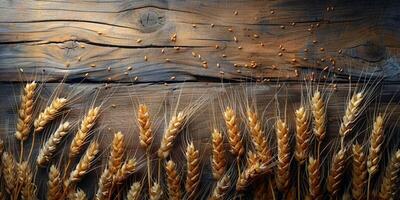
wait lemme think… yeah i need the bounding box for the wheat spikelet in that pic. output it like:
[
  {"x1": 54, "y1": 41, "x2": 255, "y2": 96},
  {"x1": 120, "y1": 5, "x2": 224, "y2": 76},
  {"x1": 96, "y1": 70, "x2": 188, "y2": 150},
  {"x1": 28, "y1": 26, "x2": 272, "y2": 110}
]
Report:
[
  {"x1": 114, "y1": 158, "x2": 136, "y2": 184},
  {"x1": 15, "y1": 82, "x2": 37, "y2": 141},
  {"x1": 18, "y1": 161, "x2": 36, "y2": 200},
  {"x1": 367, "y1": 114, "x2": 384, "y2": 176},
  {"x1": 351, "y1": 143, "x2": 367, "y2": 200},
  {"x1": 246, "y1": 151, "x2": 259, "y2": 166},
  {"x1": 34, "y1": 97, "x2": 67, "y2": 133},
  {"x1": 378, "y1": 149, "x2": 400, "y2": 200},
  {"x1": 37, "y1": 122, "x2": 71, "y2": 166},
  {"x1": 2, "y1": 152, "x2": 16, "y2": 196},
  {"x1": 138, "y1": 104, "x2": 153, "y2": 150},
  {"x1": 276, "y1": 119, "x2": 291, "y2": 191},
  {"x1": 48, "y1": 165, "x2": 62, "y2": 200},
  {"x1": 236, "y1": 161, "x2": 266, "y2": 191},
  {"x1": 311, "y1": 91, "x2": 326, "y2": 142},
  {"x1": 209, "y1": 174, "x2": 230, "y2": 200},
  {"x1": 69, "y1": 107, "x2": 100, "y2": 158},
  {"x1": 223, "y1": 106, "x2": 244, "y2": 158},
  {"x1": 108, "y1": 131, "x2": 125, "y2": 174},
  {"x1": 150, "y1": 182, "x2": 163, "y2": 200},
  {"x1": 69, "y1": 189, "x2": 87, "y2": 200},
  {"x1": 185, "y1": 142, "x2": 200, "y2": 200},
  {"x1": 95, "y1": 168, "x2": 113, "y2": 200},
  {"x1": 165, "y1": 160, "x2": 182, "y2": 200},
  {"x1": 307, "y1": 157, "x2": 322, "y2": 200},
  {"x1": 339, "y1": 92, "x2": 363, "y2": 138},
  {"x1": 295, "y1": 106, "x2": 310, "y2": 164},
  {"x1": 211, "y1": 129, "x2": 226, "y2": 180},
  {"x1": 126, "y1": 182, "x2": 141, "y2": 200},
  {"x1": 247, "y1": 109, "x2": 272, "y2": 165},
  {"x1": 157, "y1": 111, "x2": 185, "y2": 159},
  {"x1": 327, "y1": 148, "x2": 346, "y2": 197}
]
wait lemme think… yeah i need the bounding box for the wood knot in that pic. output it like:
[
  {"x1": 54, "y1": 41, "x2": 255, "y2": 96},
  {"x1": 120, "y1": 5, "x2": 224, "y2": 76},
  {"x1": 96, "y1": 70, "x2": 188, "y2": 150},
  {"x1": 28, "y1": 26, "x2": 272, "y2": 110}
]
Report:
[
  {"x1": 348, "y1": 41, "x2": 386, "y2": 63},
  {"x1": 139, "y1": 9, "x2": 165, "y2": 33}
]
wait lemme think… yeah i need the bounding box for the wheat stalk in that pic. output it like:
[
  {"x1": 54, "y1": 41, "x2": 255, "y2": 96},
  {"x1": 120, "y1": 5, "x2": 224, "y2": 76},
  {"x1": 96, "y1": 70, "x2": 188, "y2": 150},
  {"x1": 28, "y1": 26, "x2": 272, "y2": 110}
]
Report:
[
  {"x1": 48, "y1": 165, "x2": 62, "y2": 200},
  {"x1": 223, "y1": 106, "x2": 244, "y2": 158},
  {"x1": 69, "y1": 189, "x2": 87, "y2": 200},
  {"x1": 311, "y1": 91, "x2": 326, "y2": 142},
  {"x1": 185, "y1": 142, "x2": 200, "y2": 200},
  {"x1": 18, "y1": 161, "x2": 36, "y2": 200},
  {"x1": 367, "y1": 114, "x2": 384, "y2": 176},
  {"x1": 209, "y1": 174, "x2": 230, "y2": 200},
  {"x1": 126, "y1": 182, "x2": 141, "y2": 200},
  {"x1": 295, "y1": 106, "x2": 310, "y2": 164},
  {"x1": 69, "y1": 107, "x2": 100, "y2": 159},
  {"x1": 108, "y1": 131, "x2": 125, "y2": 174},
  {"x1": 165, "y1": 160, "x2": 182, "y2": 200},
  {"x1": 37, "y1": 122, "x2": 71, "y2": 166},
  {"x1": 95, "y1": 168, "x2": 113, "y2": 200},
  {"x1": 114, "y1": 158, "x2": 137, "y2": 184},
  {"x1": 247, "y1": 109, "x2": 272, "y2": 166},
  {"x1": 34, "y1": 97, "x2": 67, "y2": 133},
  {"x1": 307, "y1": 157, "x2": 322, "y2": 200},
  {"x1": 351, "y1": 143, "x2": 367, "y2": 200},
  {"x1": 158, "y1": 111, "x2": 185, "y2": 159},
  {"x1": 378, "y1": 149, "x2": 400, "y2": 200},
  {"x1": 2, "y1": 152, "x2": 16, "y2": 196},
  {"x1": 211, "y1": 129, "x2": 226, "y2": 180},
  {"x1": 327, "y1": 148, "x2": 346, "y2": 197},
  {"x1": 138, "y1": 104, "x2": 153, "y2": 150},
  {"x1": 15, "y1": 82, "x2": 37, "y2": 141},
  {"x1": 276, "y1": 119, "x2": 291, "y2": 191},
  {"x1": 339, "y1": 92, "x2": 363, "y2": 138},
  {"x1": 150, "y1": 182, "x2": 163, "y2": 200}
]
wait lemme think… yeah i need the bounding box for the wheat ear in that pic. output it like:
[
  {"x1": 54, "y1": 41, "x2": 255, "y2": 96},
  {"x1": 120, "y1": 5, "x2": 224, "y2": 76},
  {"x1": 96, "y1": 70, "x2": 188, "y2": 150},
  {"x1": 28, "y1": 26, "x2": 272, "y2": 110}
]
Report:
[
  {"x1": 367, "y1": 114, "x2": 384, "y2": 176},
  {"x1": 185, "y1": 142, "x2": 200, "y2": 200},
  {"x1": 327, "y1": 148, "x2": 346, "y2": 197},
  {"x1": 209, "y1": 174, "x2": 230, "y2": 200},
  {"x1": 276, "y1": 119, "x2": 291, "y2": 191},
  {"x1": 236, "y1": 161, "x2": 267, "y2": 191},
  {"x1": 378, "y1": 149, "x2": 400, "y2": 200},
  {"x1": 224, "y1": 106, "x2": 244, "y2": 158},
  {"x1": 34, "y1": 97, "x2": 67, "y2": 133},
  {"x1": 37, "y1": 122, "x2": 71, "y2": 166},
  {"x1": 351, "y1": 143, "x2": 367, "y2": 200},
  {"x1": 138, "y1": 104, "x2": 153, "y2": 150},
  {"x1": 108, "y1": 131, "x2": 125, "y2": 174},
  {"x1": 311, "y1": 91, "x2": 326, "y2": 142},
  {"x1": 18, "y1": 161, "x2": 36, "y2": 200},
  {"x1": 69, "y1": 189, "x2": 87, "y2": 200},
  {"x1": 15, "y1": 82, "x2": 37, "y2": 141},
  {"x1": 150, "y1": 182, "x2": 163, "y2": 200},
  {"x1": 114, "y1": 158, "x2": 136, "y2": 184},
  {"x1": 95, "y1": 168, "x2": 113, "y2": 200},
  {"x1": 165, "y1": 160, "x2": 182, "y2": 200},
  {"x1": 48, "y1": 165, "x2": 62, "y2": 200},
  {"x1": 307, "y1": 157, "x2": 322, "y2": 200},
  {"x1": 2, "y1": 152, "x2": 17, "y2": 196},
  {"x1": 69, "y1": 107, "x2": 100, "y2": 159},
  {"x1": 339, "y1": 92, "x2": 363, "y2": 138},
  {"x1": 211, "y1": 129, "x2": 226, "y2": 180},
  {"x1": 247, "y1": 109, "x2": 272, "y2": 166},
  {"x1": 158, "y1": 111, "x2": 185, "y2": 159},
  {"x1": 126, "y1": 182, "x2": 141, "y2": 200},
  {"x1": 295, "y1": 106, "x2": 310, "y2": 164}
]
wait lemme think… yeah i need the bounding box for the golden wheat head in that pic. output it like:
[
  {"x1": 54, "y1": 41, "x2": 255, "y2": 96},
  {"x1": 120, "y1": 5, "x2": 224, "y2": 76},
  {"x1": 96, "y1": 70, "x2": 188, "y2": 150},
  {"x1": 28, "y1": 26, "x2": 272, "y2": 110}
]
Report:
[
  {"x1": 34, "y1": 97, "x2": 67, "y2": 133},
  {"x1": 224, "y1": 106, "x2": 244, "y2": 158},
  {"x1": 15, "y1": 81, "x2": 37, "y2": 141},
  {"x1": 311, "y1": 91, "x2": 326, "y2": 142},
  {"x1": 295, "y1": 106, "x2": 311, "y2": 164},
  {"x1": 158, "y1": 111, "x2": 185, "y2": 159},
  {"x1": 138, "y1": 104, "x2": 153, "y2": 150}
]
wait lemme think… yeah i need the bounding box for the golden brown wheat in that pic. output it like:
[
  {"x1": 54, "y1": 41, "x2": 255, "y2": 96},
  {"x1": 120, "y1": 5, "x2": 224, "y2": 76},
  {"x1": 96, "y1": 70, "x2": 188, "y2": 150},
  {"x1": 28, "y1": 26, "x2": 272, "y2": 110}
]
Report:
[
  {"x1": 150, "y1": 182, "x2": 162, "y2": 200},
  {"x1": 209, "y1": 174, "x2": 230, "y2": 200},
  {"x1": 15, "y1": 82, "x2": 37, "y2": 141},
  {"x1": 18, "y1": 161, "x2": 36, "y2": 200},
  {"x1": 276, "y1": 119, "x2": 291, "y2": 191},
  {"x1": 48, "y1": 165, "x2": 62, "y2": 200},
  {"x1": 165, "y1": 160, "x2": 182, "y2": 200},
  {"x1": 247, "y1": 109, "x2": 272, "y2": 166},
  {"x1": 311, "y1": 91, "x2": 326, "y2": 142},
  {"x1": 138, "y1": 104, "x2": 153, "y2": 150},
  {"x1": 307, "y1": 157, "x2": 322, "y2": 200},
  {"x1": 37, "y1": 121, "x2": 71, "y2": 166},
  {"x1": 69, "y1": 189, "x2": 87, "y2": 200},
  {"x1": 351, "y1": 143, "x2": 367, "y2": 200},
  {"x1": 34, "y1": 97, "x2": 67, "y2": 133},
  {"x1": 236, "y1": 161, "x2": 266, "y2": 191},
  {"x1": 339, "y1": 92, "x2": 363, "y2": 138},
  {"x1": 327, "y1": 148, "x2": 346, "y2": 197},
  {"x1": 2, "y1": 152, "x2": 16, "y2": 196},
  {"x1": 185, "y1": 142, "x2": 200, "y2": 200},
  {"x1": 69, "y1": 107, "x2": 100, "y2": 159},
  {"x1": 378, "y1": 149, "x2": 400, "y2": 200},
  {"x1": 367, "y1": 114, "x2": 384, "y2": 176},
  {"x1": 158, "y1": 111, "x2": 185, "y2": 159},
  {"x1": 223, "y1": 106, "x2": 244, "y2": 158},
  {"x1": 211, "y1": 129, "x2": 226, "y2": 180},
  {"x1": 108, "y1": 131, "x2": 125, "y2": 174},
  {"x1": 126, "y1": 182, "x2": 141, "y2": 200},
  {"x1": 295, "y1": 106, "x2": 310, "y2": 164},
  {"x1": 95, "y1": 168, "x2": 113, "y2": 200},
  {"x1": 114, "y1": 158, "x2": 136, "y2": 184}
]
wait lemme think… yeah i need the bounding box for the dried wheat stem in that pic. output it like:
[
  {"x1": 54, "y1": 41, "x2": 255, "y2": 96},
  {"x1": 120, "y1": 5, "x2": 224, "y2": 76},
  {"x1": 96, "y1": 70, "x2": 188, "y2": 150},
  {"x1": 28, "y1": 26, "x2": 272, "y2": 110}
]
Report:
[
  {"x1": 351, "y1": 143, "x2": 367, "y2": 200},
  {"x1": 150, "y1": 182, "x2": 163, "y2": 200},
  {"x1": 34, "y1": 97, "x2": 67, "y2": 133},
  {"x1": 236, "y1": 161, "x2": 267, "y2": 191},
  {"x1": 69, "y1": 107, "x2": 100, "y2": 159},
  {"x1": 209, "y1": 174, "x2": 230, "y2": 200},
  {"x1": 339, "y1": 92, "x2": 363, "y2": 138},
  {"x1": 2, "y1": 152, "x2": 17, "y2": 197},
  {"x1": 327, "y1": 148, "x2": 346, "y2": 197},
  {"x1": 114, "y1": 158, "x2": 137, "y2": 184},
  {"x1": 138, "y1": 104, "x2": 153, "y2": 150},
  {"x1": 157, "y1": 111, "x2": 185, "y2": 159},
  {"x1": 108, "y1": 131, "x2": 125, "y2": 174},
  {"x1": 185, "y1": 142, "x2": 200, "y2": 200},
  {"x1": 211, "y1": 129, "x2": 226, "y2": 180},
  {"x1": 15, "y1": 82, "x2": 37, "y2": 141},
  {"x1": 165, "y1": 160, "x2": 182, "y2": 200},
  {"x1": 69, "y1": 189, "x2": 87, "y2": 200},
  {"x1": 126, "y1": 182, "x2": 141, "y2": 200},
  {"x1": 48, "y1": 165, "x2": 62, "y2": 200},
  {"x1": 37, "y1": 122, "x2": 71, "y2": 166},
  {"x1": 95, "y1": 168, "x2": 113, "y2": 200},
  {"x1": 295, "y1": 106, "x2": 310, "y2": 164},
  {"x1": 311, "y1": 91, "x2": 326, "y2": 143},
  {"x1": 307, "y1": 157, "x2": 322, "y2": 200},
  {"x1": 378, "y1": 149, "x2": 400, "y2": 200},
  {"x1": 367, "y1": 114, "x2": 384, "y2": 176},
  {"x1": 224, "y1": 106, "x2": 244, "y2": 158},
  {"x1": 276, "y1": 119, "x2": 291, "y2": 191},
  {"x1": 18, "y1": 161, "x2": 36, "y2": 200},
  {"x1": 247, "y1": 109, "x2": 272, "y2": 166}
]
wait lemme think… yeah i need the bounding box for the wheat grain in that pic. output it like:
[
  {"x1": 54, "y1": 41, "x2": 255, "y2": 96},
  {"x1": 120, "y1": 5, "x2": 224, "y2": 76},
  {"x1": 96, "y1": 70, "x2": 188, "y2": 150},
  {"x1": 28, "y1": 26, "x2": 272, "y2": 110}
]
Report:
[
  {"x1": 209, "y1": 174, "x2": 230, "y2": 200},
  {"x1": 247, "y1": 109, "x2": 272, "y2": 166},
  {"x1": 138, "y1": 104, "x2": 153, "y2": 150},
  {"x1": 108, "y1": 131, "x2": 125, "y2": 174},
  {"x1": 34, "y1": 97, "x2": 67, "y2": 133},
  {"x1": 150, "y1": 182, "x2": 163, "y2": 200},
  {"x1": 223, "y1": 106, "x2": 244, "y2": 158},
  {"x1": 339, "y1": 92, "x2": 363, "y2": 138},
  {"x1": 295, "y1": 106, "x2": 310, "y2": 164},
  {"x1": 307, "y1": 157, "x2": 322, "y2": 200},
  {"x1": 378, "y1": 149, "x2": 400, "y2": 200},
  {"x1": 367, "y1": 114, "x2": 384, "y2": 176},
  {"x1": 15, "y1": 82, "x2": 37, "y2": 141},
  {"x1": 311, "y1": 91, "x2": 326, "y2": 142},
  {"x1": 48, "y1": 165, "x2": 62, "y2": 200},
  {"x1": 327, "y1": 148, "x2": 346, "y2": 197},
  {"x1": 18, "y1": 161, "x2": 36, "y2": 200},
  {"x1": 95, "y1": 168, "x2": 113, "y2": 200},
  {"x1": 126, "y1": 182, "x2": 141, "y2": 200},
  {"x1": 37, "y1": 122, "x2": 71, "y2": 166},
  {"x1": 69, "y1": 107, "x2": 100, "y2": 158},
  {"x1": 165, "y1": 160, "x2": 182, "y2": 200},
  {"x1": 351, "y1": 143, "x2": 367, "y2": 200},
  {"x1": 114, "y1": 158, "x2": 136, "y2": 184},
  {"x1": 185, "y1": 142, "x2": 200, "y2": 200},
  {"x1": 211, "y1": 129, "x2": 226, "y2": 180},
  {"x1": 158, "y1": 111, "x2": 185, "y2": 159},
  {"x1": 276, "y1": 119, "x2": 291, "y2": 191},
  {"x1": 2, "y1": 152, "x2": 16, "y2": 196},
  {"x1": 69, "y1": 189, "x2": 87, "y2": 200}
]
